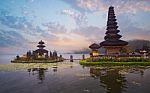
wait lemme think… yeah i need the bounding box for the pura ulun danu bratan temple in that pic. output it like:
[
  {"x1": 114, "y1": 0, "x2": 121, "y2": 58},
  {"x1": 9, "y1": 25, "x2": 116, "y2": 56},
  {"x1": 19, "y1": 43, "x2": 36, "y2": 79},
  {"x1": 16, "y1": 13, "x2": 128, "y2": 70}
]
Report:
[
  {"x1": 100, "y1": 6, "x2": 128, "y2": 55},
  {"x1": 89, "y1": 6, "x2": 128, "y2": 56}
]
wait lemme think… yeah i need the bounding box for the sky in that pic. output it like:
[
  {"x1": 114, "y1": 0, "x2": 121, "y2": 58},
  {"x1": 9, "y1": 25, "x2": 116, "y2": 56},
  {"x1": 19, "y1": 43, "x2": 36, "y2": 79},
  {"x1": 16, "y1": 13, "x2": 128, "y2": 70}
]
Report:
[{"x1": 0, "y1": 0, "x2": 150, "y2": 54}]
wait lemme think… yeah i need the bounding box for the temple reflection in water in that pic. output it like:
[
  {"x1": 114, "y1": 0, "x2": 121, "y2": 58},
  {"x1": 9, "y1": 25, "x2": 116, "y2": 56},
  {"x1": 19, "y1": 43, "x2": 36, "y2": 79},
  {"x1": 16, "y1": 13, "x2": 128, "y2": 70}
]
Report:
[
  {"x1": 27, "y1": 67, "x2": 58, "y2": 84},
  {"x1": 90, "y1": 67, "x2": 146, "y2": 93},
  {"x1": 28, "y1": 68, "x2": 48, "y2": 83}
]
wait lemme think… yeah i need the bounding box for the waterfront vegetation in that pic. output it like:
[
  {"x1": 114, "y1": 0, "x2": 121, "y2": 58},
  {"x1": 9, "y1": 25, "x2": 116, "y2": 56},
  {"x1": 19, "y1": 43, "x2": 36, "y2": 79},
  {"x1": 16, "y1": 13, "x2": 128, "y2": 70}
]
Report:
[
  {"x1": 80, "y1": 58, "x2": 150, "y2": 66},
  {"x1": 11, "y1": 57, "x2": 64, "y2": 63},
  {"x1": 86, "y1": 57, "x2": 150, "y2": 62}
]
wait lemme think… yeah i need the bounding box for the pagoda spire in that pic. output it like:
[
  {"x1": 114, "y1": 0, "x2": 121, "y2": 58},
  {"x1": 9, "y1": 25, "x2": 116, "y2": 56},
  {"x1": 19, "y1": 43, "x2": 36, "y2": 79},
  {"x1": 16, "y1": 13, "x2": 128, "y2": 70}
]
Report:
[
  {"x1": 100, "y1": 6, "x2": 128, "y2": 46},
  {"x1": 105, "y1": 6, "x2": 121, "y2": 41},
  {"x1": 100, "y1": 6, "x2": 128, "y2": 54},
  {"x1": 37, "y1": 40, "x2": 45, "y2": 49}
]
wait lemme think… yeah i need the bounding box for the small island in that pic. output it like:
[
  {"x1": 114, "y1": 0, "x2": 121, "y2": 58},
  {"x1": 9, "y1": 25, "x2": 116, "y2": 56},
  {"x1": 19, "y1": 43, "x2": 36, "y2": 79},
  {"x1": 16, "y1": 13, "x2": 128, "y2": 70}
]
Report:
[
  {"x1": 11, "y1": 40, "x2": 63, "y2": 63},
  {"x1": 80, "y1": 6, "x2": 150, "y2": 66}
]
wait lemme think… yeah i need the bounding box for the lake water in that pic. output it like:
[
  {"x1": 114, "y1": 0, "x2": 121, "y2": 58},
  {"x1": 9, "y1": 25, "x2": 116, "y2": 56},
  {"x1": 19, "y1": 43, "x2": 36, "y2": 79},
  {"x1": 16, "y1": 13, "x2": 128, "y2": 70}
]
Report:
[{"x1": 0, "y1": 54, "x2": 150, "y2": 93}]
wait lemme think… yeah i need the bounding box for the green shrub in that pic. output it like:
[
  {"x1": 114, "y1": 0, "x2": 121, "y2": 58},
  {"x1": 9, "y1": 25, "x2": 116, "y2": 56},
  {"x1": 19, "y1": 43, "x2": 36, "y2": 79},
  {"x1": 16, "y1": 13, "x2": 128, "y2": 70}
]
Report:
[
  {"x1": 80, "y1": 60, "x2": 150, "y2": 66},
  {"x1": 86, "y1": 57, "x2": 150, "y2": 62}
]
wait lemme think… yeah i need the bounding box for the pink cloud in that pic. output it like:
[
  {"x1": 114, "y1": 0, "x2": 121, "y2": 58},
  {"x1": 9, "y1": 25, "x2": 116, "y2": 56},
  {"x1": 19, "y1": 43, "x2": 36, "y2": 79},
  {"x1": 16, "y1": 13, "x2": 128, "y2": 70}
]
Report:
[
  {"x1": 61, "y1": 9, "x2": 87, "y2": 26},
  {"x1": 75, "y1": 0, "x2": 150, "y2": 14}
]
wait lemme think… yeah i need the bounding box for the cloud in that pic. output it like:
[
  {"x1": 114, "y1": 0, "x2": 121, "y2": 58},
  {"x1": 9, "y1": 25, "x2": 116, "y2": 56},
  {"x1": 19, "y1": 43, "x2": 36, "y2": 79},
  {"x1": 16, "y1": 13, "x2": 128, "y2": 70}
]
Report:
[
  {"x1": 117, "y1": 14, "x2": 150, "y2": 40},
  {"x1": 49, "y1": 33, "x2": 90, "y2": 52},
  {"x1": 136, "y1": 1, "x2": 150, "y2": 12},
  {"x1": 0, "y1": 9, "x2": 54, "y2": 41},
  {"x1": 0, "y1": 10, "x2": 30, "y2": 30},
  {"x1": 41, "y1": 21, "x2": 89, "y2": 52},
  {"x1": 0, "y1": 9, "x2": 104, "y2": 53},
  {"x1": 0, "y1": 1, "x2": 150, "y2": 54},
  {"x1": 61, "y1": 9, "x2": 87, "y2": 26},
  {"x1": 72, "y1": 26, "x2": 105, "y2": 43},
  {"x1": 42, "y1": 22, "x2": 106, "y2": 50},
  {"x1": 124, "y1": 27, "x2": 150, "y2": 40},
  {"x1": 42, "y1": 22, "x2": 106, "y2": 52},
  {"x1": 110, "y1": 0, "x2": 150, "y2": 14},
  {"x1": 62, "y1": 0, "x2": 150, "y2": 14},
  {"x1": 77, "y1": 0, "x2": 107, "y2": 12},
  {"x1": 21, "y1": 5, "x2": 36, "y2": 17},
  {"x1": 0, "y1": 29, "x2": 26, "y2": 47},
  {"x1": 0, "y1": 10, "x2": 59, "y2": 53},
  {"x1": 26, "y1": 0, "x2": 35, "y2": 3},
  {"x1": 0, "y1": 29, "x2": 29, "y2": 54},
  {"x1": 43, "y1": 22, "x2": 67, "y2": 34}
]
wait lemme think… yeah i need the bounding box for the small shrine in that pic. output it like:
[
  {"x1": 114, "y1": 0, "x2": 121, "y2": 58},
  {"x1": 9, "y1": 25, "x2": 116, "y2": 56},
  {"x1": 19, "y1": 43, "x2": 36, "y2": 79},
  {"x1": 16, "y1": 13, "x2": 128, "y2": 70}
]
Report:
[{"x1": 89, "y1": 43, "x2": 100, "y2": 57}]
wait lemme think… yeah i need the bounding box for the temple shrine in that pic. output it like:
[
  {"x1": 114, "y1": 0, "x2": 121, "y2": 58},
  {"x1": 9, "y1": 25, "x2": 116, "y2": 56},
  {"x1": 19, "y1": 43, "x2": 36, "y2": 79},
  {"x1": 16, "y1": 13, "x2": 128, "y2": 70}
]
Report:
[
  {"x1": 89, "y1": 6, "x2": 128, "y2": 55},
  {"x1": 100, "y1": 6, "x2": 128, "y2": 55},
  {"x1": 33, "y1": 40, "x2": 48, "y2": 59},
  {"x1": 12, "y1": 40, "x2": 63, "y2": 63},
  {"x1": 89, "y1": 43, "x2": 100, "y2": 57}
]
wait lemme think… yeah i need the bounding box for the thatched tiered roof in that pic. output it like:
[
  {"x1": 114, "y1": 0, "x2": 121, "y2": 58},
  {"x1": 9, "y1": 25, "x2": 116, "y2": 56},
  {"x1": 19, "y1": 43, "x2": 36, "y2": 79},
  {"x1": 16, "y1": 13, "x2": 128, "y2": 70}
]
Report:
[
  {"x1": 100, "y1": 6, "x2": 128, "y2": 46},
  {"x1": 37, "y1": 40, "x2": 46, "y2": 48},
  {"x1": 89, "y1": 43, "x2": 100, "y2": 49},
  {"x1": 35, "y1": 40, "x2": 48, "y2": 53},
  {"x1": 34, "y1": 49, "x2": 48, "y2": 53}
]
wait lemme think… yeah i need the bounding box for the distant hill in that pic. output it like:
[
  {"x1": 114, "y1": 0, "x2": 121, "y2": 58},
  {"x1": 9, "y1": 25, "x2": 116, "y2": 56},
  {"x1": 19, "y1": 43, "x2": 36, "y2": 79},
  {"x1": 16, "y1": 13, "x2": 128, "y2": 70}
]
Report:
[
  {"x1": 128, "y1": 39, "x2": 150, "y2": 52},
  {"x1": 73, "y1": 48, "x2": 91, "y2": 54},
  {"x1": 73, "y1": 39, "x2": 150, "y2": 54}
]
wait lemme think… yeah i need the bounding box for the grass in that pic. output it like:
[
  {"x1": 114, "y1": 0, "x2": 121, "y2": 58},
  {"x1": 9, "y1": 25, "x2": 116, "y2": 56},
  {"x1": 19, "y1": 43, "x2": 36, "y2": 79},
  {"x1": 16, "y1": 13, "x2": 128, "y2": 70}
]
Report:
[
  {"x1": 11, "y1": 58, "x2": 63, "y2": 63},
  {"x1": 80, "y1": 60, "x2": 150, "y2": 66}
]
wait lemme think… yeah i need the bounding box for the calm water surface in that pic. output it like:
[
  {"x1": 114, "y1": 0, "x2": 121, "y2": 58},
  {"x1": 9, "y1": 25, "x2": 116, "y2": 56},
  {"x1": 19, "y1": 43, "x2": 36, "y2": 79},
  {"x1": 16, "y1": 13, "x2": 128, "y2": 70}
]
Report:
[{"x1": 0, "y1": 54, "x2": 150, "y2": 93}]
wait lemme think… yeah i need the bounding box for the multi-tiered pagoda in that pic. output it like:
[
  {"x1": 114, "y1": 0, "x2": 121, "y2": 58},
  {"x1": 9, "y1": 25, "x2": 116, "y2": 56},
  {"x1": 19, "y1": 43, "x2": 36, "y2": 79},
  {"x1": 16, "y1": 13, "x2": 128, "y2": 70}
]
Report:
[
  {"x1": 34, "y1": 40, "x2": 48, "y2": 57},
  {"x1": 11, "y1": 40, "x2": 64, "y2": 63},
  {"x1": 100, "y1": 6, "x2": 128, "y2": 55}
]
